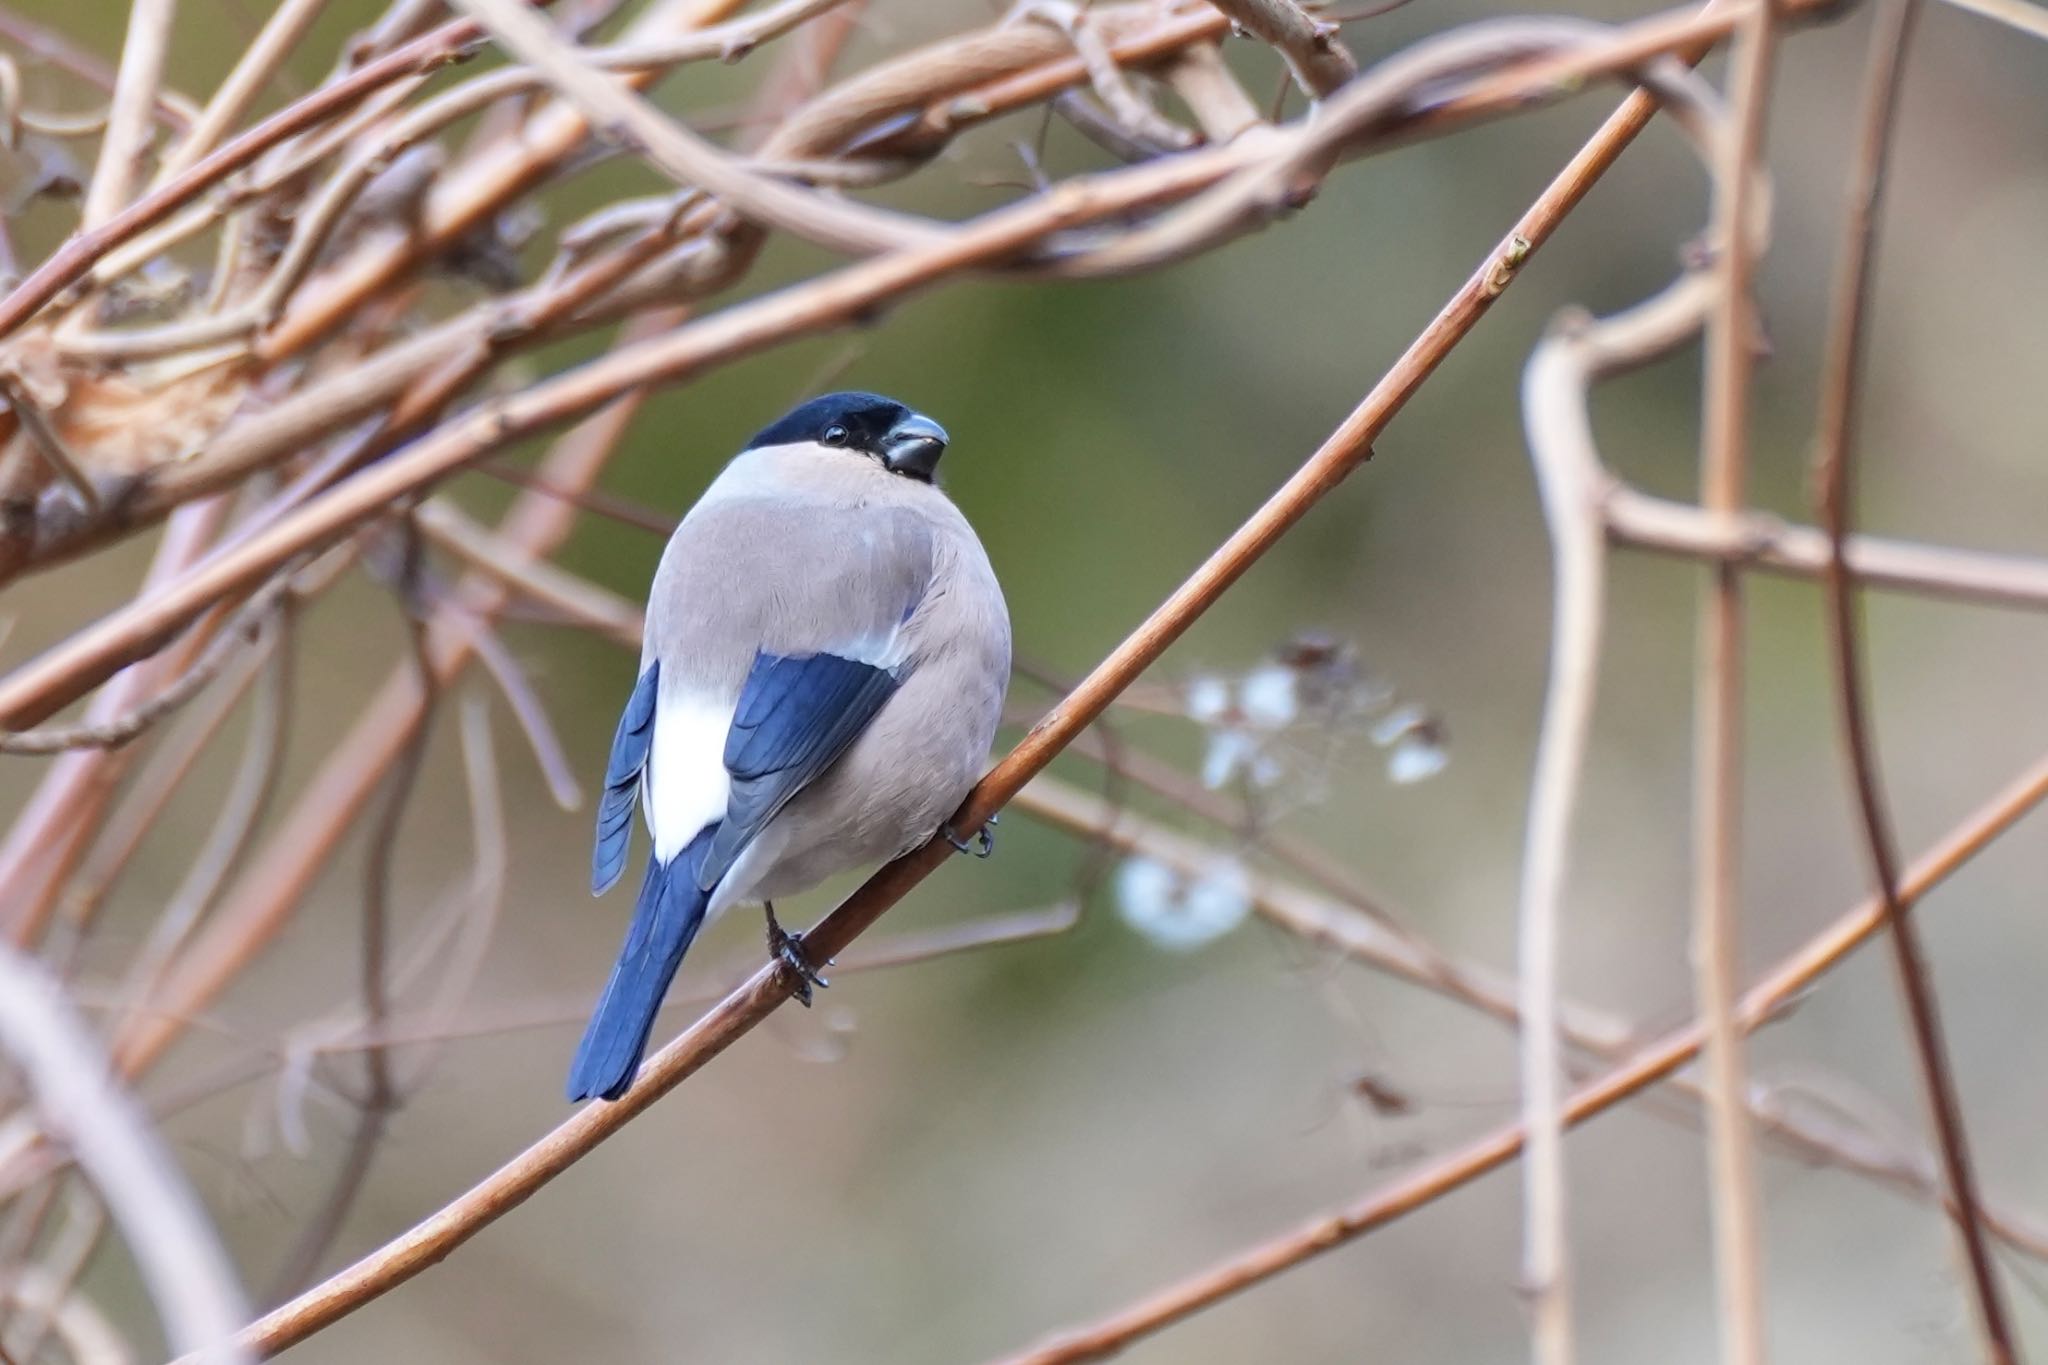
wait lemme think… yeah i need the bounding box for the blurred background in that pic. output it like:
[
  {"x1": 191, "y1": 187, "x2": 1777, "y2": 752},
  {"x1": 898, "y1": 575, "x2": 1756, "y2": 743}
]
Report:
[{"x1": 4, "y1": 0, "x2": 2048, "y2": 1360}]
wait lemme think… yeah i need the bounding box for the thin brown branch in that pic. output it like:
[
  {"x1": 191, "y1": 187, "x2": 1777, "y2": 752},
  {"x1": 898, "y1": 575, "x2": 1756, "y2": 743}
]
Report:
[
  {"x1": 0, "y1": 16, "x2": 489, "y2": 340},
  {"x1": 1515, "y1": 280, "x2": 1705, "y2": 1365},
  {"x1": 991, "y1": 743, "x2": 2048, "y2": 1364},
  {"x1": 415, "y1": 500, "x2": 644, "y2": 647},
  {"x1": 0, "y1": 6, "x2": 194, "y2": 129},
  {"x1": 1019, "y1": 0, "x2": 1195, "y2": 151},
  {"x1": 450, "y1": 607, "x2": 584, "y2": 810},
  {"x1": 0, "y1": 501, "x2": 230, "y2": 948},
  {"x1": 266, "y1": 555, "x2": 436, "y2": 1303},
  {"x1": 0, "y1": 1179, "x2": 105, "y2": 1363},
  {"x1": 1505, "y1": 44, "x2": 1747, "y2": 1351},
  {"x1": 448, "y1": 0, "x2": 939, "y2": 256},
  {"x1": 1207, "y1": 0, "x2": 1358, "y2": 98},
  {"x1": 1692, "y1": 0, "x2": 1778, "y2": 1356},
  {"x1": 104, "y1": 619, "x2": 289, "y2": 1018},
  {"x1": 1809, "y1": 1, "x2": 2018, "y2": 1357},
  {"x1": 250, "y1": 0, "x2": 758, "y2": 361},
  {"x1": 150, "y1": 0, "x2": 326, "y2": 184},
  {"x1": 1012, "y1": 771, "x2": 2048, "y2": 1260},
  {"x1": 75, "y1": 0, "x2": 176, "y2": 231},
  {"x1": 0, "y1": 364, "x2": 101, "y2": 513},
  {"x1": 388, "y1": 689, "x2": 510, "y2": 1086},
  {"x1": 0, "y1": 573, "x2": 284, "y2": 754},
  {"x1": 467, "y1": 460, "x2": 677, "y2": 538},
  {"x1": 0, "y1": 1262, "x2": 128, "y2": 1365},
  {"x1": 41, "y1": 580, "x2": 272, "y2": 956},
  {"x1": 1604, "y1": 487, "x2": 2048, "y2": 610},
  {"x1": 1162, "y1": 42, "x2": 1264, "y2": 142},
  {"x1": 0, "y1": 945, "x2": 248, "y2": 1362}
]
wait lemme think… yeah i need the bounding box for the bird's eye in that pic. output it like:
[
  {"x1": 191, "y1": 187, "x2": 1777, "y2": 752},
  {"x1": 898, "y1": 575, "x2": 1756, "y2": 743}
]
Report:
[{"x1": 822, "y1": 424, "x2": 850, "y2": 447}]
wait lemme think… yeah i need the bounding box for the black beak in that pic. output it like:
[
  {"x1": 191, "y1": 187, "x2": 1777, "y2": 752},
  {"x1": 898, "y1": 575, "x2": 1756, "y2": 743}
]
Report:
[{"x1": 882, "y1": 413, "x2": 948, "y2": 481}]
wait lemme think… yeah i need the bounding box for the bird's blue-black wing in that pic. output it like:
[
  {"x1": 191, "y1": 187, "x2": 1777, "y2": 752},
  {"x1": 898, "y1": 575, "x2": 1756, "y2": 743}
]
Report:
[
  {"x1": 591, "y1": 662, "x2": 659, "y2": 896},
  {"x1": 698, "y1": 651, "x2": 902, "y2": 890}
]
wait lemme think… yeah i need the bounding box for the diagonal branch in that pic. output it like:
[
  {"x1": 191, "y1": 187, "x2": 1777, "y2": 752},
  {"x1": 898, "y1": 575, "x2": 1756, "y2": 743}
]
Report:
[
  {"x1": 991, "y1": 741, "x2": 2048, "y2": 1363},
  {"x1": 448, "y1": 0, "x2": 944, "y2": 256}
]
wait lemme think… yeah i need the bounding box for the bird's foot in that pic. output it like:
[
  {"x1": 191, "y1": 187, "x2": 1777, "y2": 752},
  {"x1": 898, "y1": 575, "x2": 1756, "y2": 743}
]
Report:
[
  {"x1": 764, "y1": 902, "x2": 829, "y2": 1007},
  {"x1": 943, "y1": 811, "x2": 998, "y2": 859}
]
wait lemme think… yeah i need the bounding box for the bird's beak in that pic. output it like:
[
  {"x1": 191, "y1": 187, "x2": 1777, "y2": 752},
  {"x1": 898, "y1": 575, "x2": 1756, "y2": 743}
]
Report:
[{"x1": 882, "y1": 413, "x2": 948, "y2": 481}]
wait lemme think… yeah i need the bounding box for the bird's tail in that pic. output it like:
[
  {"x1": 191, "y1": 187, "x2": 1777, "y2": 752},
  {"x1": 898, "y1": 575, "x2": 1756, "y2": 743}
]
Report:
[{"x1": 567, "y1": 830, "x2": 714, "y2": 1102}]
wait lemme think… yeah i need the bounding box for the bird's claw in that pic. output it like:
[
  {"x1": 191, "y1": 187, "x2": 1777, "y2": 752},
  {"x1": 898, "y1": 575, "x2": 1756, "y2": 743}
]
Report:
[
  {"x1": 943, "y1": 811, "x2": 998, "y2": 859},
  {"x1": 764, "y1": 904, "x2": 829, "y2": 1007}
]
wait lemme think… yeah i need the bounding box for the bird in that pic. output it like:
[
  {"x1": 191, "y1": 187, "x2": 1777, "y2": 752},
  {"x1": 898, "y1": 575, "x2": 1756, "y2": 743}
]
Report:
[{"x1": 567, "y1": 391, "x2": 1012, "y2": 1102}]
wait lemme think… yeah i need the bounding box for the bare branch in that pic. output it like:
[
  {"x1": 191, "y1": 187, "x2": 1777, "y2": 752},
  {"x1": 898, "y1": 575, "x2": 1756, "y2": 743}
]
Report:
[
  {"x1": 150, "y1": 0, "x2": 325, "y2": 185},
  {"x1": 1809, "y1": 1, "x2": 2018, "y2": 1356},
  {"x1": 1207, "y1": 0, "x2": 1358, "y2": 98},
  {"x1": 991, "y1": 742, "x2": 2048, "y2": 1363},
  {"x1": 0, "y1": 17, "x2": 488, "y2": 340},
  {"x1": 0, "y1": 573, "x2": 285, "y2": 754},
  {"x1": 1939, "y1": 0, "x2": 2048, "y2": 38},
  {"x1": 0, "y1": 944, "x2": 249, "y2": 1362},
  {"x1": 1604, "y1": 488, "x2": 2048, "y2": 610},
  {"x1": 76, "y1": 0, "x2": 176, "y2": 230},
  {"x1": 1691, "y1": 0, "x2": 1779, "y2": 1354}
]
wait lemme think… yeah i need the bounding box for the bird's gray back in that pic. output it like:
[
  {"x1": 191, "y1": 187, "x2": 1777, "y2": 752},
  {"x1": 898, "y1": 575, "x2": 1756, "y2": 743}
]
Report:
[{"x1": 644, "y1": 485, "x2": 936, "y2": 697}]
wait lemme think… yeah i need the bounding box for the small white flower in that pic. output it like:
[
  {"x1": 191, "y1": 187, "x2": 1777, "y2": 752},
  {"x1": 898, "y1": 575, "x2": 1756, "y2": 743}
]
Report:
[
  {"x1": 1201, "y1": 728, "x2": 1256, "y2": 789},
  {"x1": 1116, "y1": 855, "x2": 1253, "y2": 951},
  {"x1": 1386, "y1": 732, "x2": 1448, "y2": 784},
  {"x1": 1238, "y1": 662, "x2": 1300, "y2": 730},
  {"x1": 1185, "y1": 674, "x2": 1232, "y2": 725},
  {"x1": 1366, "y1": 702, "x2": 1449, "y2": 783},
  {"x1": 1179, "y1": 860, "x2": 1253, "y2": 942},
  {"x1": 1116, "y1": 854, "x2": 1177, "y2": 915},
  {"x1": 1369, "y1": 702, "x2": 1431, "y2": 748}
]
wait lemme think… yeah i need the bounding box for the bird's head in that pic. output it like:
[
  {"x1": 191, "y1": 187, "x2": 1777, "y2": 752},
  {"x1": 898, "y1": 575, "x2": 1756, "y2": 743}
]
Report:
[{"x1": 743, "y1": 391, "x2": 949, "y2": 483}]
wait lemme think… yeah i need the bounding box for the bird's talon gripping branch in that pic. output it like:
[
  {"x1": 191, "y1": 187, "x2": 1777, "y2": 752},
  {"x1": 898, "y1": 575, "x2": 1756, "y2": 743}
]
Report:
[
  {"x1": 944, "y1": 811, "x2": 998, "y2": 858},
  {"x1": 764, "y1": 903, "x2": 828, "y2": 1007}
]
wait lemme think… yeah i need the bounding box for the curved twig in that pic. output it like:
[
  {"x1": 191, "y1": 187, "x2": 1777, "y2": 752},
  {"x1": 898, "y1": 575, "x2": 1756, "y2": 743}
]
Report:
[
  {"x1": 0, "y1": 945, "x2": 249, "y2": 1363},
  {"x1": 1809, "y1": 0, "x2": 2017, "y2": 1356}
]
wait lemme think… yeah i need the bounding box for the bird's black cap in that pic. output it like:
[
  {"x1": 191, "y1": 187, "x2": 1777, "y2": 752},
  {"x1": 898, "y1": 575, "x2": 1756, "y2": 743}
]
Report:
[{"x1": 743, "y1": 391, "x2": 949, "y2": 482}]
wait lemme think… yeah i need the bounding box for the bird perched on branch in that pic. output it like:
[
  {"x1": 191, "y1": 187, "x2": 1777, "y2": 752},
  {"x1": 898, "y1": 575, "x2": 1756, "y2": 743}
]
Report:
[{"x1": 567, "y1": 392, "x2": 1012, "y2": 1102}]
